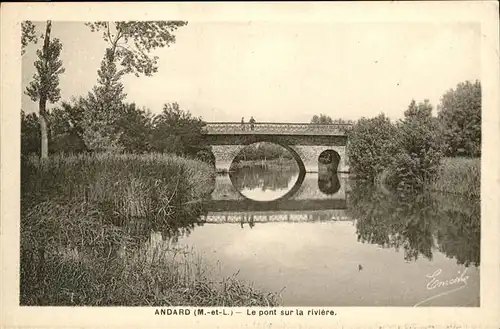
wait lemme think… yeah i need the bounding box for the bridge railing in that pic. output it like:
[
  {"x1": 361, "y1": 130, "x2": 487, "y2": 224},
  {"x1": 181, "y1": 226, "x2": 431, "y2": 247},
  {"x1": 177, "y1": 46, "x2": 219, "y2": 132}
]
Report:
[{"x1": 202, "y1": 122, "x2": 353, "y2": 134}]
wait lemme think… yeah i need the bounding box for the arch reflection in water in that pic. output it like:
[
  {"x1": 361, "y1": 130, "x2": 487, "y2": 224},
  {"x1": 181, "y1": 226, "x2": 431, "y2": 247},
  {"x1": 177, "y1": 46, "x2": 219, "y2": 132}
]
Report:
[
  {"x1": 318, "y1": 149, "x2": 341, "y2": 195},
  {"x1": 229, "y1": 165, "x2": 301, "y2": 201},
  {"x1": 318, "y1": 171, "x2": 341, "y2": 195},
  {"x1": 229, "y1": 142, "x2": 303, "y2": 202}
]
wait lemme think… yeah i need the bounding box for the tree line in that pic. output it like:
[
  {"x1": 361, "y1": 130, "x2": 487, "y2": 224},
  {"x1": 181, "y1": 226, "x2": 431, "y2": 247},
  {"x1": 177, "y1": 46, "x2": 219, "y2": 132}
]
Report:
[
  {"x1": 344, "y1": 80, "x2": 481, "y2": 190},
  {"x1": 21, "y1": 102, "x2": 209, "y2": 157},
  {"x1": 22, "y1": 20, "x2": 481, "y2": 186},
  {"x1": 21, "y1": 20, "x2": 213, "y2": 160}
]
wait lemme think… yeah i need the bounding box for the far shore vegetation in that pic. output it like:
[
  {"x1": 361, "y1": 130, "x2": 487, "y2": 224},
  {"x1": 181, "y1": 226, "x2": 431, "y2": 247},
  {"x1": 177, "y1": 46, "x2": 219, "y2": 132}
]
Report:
[{"x1": 429, "y1": 157, "x2": 480, "y2": 198}]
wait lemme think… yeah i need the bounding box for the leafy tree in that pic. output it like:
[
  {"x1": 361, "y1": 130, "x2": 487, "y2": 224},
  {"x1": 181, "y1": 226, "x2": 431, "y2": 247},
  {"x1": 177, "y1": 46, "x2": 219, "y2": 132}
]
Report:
[
  {"x1": 347, "y1": 113, "x2": 398, "y2": 181},
  {"x1": 80, "y1": 50, "x2": 127, "y2": 153},
  {"x1": 437, "y1": 80, "x2": 481, "y2": 157},
  {"x1": 332, "y1": 118, "x2": 355, "y2": 125},
  {"x1": 47, "y1": 102, "x2": 87, "y2": 154},
  {"x1": 386, "y1": 100, "x2": 443, "y2": 190},
  {"x1": 311, "y1": 115, "x2": 354, "y2": 134},
  {"x1": 21, "y1": 21, "x2": 37, "y2": 55},
  {"x1": 21, "y1": 110, "x2": 41, "y2": 156},
  {"x1": 24, "y1": 21, "x2": 66, "y2": 159},
  {"x1": 82, "y1": 21, "x2": 188, "y2": 152},
  {"x1": 85, "y1": 21, "x2": 188, "y2": 77},
  {"x1": 311, "y1": 114, "x2": 354, "y2": 125},
  {"x1": 21, "y1": 104, "x2": 88, "y2": 156},
  {"x1": 151, "y1": 102, "x2": 207, "y2": 156},
  {"x1": 49, "y1": 101, "x2": 85, "y2": 137},
  {"x1": 311, "y1": 114, "x2": 333, "y2": 124},
  {"x1": 115, "y1": 103, "x2": 154, "y2": 153}
]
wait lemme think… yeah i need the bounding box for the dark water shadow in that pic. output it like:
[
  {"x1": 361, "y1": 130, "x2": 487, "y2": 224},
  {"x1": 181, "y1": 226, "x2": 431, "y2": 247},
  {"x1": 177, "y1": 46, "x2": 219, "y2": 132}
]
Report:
[
  {"x1": 318, "y1": 170, "x2": 341, "y2": 195},
  {"x1": 318, "y1": 150, "x2": 341, "y2": 195}
]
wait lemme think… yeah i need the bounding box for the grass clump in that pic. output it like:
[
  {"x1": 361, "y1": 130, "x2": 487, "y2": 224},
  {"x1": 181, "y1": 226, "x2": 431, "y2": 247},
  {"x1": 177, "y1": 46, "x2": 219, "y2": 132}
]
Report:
[
  {"x1": 428, "y1": 157, "x2": 480, "y2": 197},
  {"x1": 21, "y1": 153, "x2": 214, "y2": 231}
]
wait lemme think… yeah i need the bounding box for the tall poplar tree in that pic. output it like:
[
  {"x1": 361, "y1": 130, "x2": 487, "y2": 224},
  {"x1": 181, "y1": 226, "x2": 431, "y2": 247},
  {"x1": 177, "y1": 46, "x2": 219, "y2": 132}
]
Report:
[{"x1": 23, "y1": 21, "x2": 65, "y2": 158}]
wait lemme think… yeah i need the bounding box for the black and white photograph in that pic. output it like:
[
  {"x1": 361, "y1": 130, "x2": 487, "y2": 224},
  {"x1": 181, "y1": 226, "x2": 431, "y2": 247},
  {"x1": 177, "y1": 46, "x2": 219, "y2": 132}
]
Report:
[{"x1": 2, "y1": 2, "x2": 499, "y2": 328}]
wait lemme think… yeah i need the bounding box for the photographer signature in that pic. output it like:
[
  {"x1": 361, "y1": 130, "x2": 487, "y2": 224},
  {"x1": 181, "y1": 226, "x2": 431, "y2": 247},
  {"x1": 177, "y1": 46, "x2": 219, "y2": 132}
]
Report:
[
  {"x1": 426, "y1": 268, "x2": 469, "y2": 290},
  {"x1": 413, "y1": 268, "x2": 470, "y2": 307}
]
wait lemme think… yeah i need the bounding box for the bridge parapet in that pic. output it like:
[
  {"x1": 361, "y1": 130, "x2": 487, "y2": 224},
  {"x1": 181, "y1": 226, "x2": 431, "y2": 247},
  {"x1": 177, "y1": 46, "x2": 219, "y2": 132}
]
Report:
[{"x1": 203, "y1": 122, "x2": 352, "y2": 136}]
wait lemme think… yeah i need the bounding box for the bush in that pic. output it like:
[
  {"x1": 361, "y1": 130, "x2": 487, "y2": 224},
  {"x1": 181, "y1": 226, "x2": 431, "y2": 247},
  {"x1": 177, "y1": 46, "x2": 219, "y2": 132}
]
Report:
[
  {"x1": 21, "y1": 110, "x2": 41, "y2": 156},
  {"x1": 150, "y1": 102, "x2": 209, "y2": 157},
  {"x1": 385, "y1": 100, "x2": 443, "y2": 190},
  {"x1": 437, "y1": 80, "x2": 481, "y2": 157},
  {"x1": 347, "y1": 113, "x2": 398, "y2": 181}
]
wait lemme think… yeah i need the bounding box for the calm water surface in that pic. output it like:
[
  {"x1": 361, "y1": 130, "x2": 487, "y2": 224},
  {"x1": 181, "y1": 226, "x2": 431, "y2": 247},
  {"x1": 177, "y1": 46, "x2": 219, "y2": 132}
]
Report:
[{"x1": 170, "y1": 164, "x2": 480, "y2": 307}]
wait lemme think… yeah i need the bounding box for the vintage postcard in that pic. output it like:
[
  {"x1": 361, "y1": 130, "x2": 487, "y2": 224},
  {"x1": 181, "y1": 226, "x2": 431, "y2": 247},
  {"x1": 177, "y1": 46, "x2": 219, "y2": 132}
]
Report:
[{"x1": 1, "y1": 2, "x2": 499, "y2": 329}]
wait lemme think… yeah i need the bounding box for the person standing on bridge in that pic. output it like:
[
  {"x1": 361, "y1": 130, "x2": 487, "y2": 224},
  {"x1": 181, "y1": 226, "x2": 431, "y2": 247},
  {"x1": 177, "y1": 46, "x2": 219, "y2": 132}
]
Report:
[
  {"x1": 241, "y1": 117, "x2": 245, "y2": 131},
  {"x1": 249, "y1": 116, "x2": 256, "y2": 131}
]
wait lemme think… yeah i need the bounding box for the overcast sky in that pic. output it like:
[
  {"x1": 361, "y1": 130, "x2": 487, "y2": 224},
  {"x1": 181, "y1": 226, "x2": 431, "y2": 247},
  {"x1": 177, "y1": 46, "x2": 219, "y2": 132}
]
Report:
[{"x1": 21, "y1": 21, "x2": 480, "y2": 122}]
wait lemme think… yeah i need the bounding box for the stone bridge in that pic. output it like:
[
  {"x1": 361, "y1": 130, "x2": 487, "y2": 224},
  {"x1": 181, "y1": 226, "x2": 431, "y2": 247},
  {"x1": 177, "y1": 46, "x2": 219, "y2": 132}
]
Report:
[{"x1": 202, "y1": 122, "x2": 352, "y2": 173}]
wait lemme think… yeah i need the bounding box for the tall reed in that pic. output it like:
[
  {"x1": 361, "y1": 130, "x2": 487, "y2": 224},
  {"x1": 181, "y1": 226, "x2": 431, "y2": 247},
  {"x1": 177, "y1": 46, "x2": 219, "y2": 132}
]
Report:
[
  {"x1": 428, "y1": 157, "x2": 480, "y2": 198},
  {"x1": 21, "y1": 153, "x2": 280, "y2": 306},
  {"x1": 22, "y1": 153, "x2": 214, "y2": 229}
]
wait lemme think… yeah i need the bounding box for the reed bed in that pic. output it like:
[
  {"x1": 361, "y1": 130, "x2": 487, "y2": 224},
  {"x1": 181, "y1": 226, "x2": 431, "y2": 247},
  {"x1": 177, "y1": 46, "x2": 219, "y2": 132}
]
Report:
[
  {"x1": 428, "y1": 157, "x2": 480, "y2": 198},
  {"x1": 20, "y1": 153, "x2": 280, "y2": 306}
]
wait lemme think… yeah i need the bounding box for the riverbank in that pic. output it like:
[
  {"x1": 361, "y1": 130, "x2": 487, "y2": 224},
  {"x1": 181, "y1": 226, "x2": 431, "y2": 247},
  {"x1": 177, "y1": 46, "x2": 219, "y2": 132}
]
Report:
[
  {"x1": 428, "y1": 157, "x2": 480, "y2": 197},
  {"x1": 375, "y1": 157, "x2": 480, "y2": 197},
  {"x1": 20, "y1": 153, "x2": 280, "y2": 306}
]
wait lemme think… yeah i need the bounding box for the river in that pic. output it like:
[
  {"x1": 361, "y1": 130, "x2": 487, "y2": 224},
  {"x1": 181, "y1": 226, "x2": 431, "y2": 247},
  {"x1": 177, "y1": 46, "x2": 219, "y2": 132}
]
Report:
[{"x1": 166, "y1": 162, "x2": 480, "y2": 307}]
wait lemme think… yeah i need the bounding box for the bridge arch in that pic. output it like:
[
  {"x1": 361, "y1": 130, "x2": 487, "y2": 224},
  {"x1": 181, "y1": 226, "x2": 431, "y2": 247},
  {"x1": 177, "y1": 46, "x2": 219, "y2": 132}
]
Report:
[
  {"x1": 318, "y1": 149, "x2": 341, "y2": 172},
  {"x1": 227, "y1": 141, "x2": 307, "y2": 204}
]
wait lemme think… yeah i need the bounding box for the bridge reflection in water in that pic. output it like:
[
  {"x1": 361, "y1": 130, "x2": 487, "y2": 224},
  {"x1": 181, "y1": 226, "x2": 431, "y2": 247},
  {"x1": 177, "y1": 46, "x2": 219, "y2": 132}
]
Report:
[{"x1": 202, "y1": 172, "x2": 348, "y2": 224}]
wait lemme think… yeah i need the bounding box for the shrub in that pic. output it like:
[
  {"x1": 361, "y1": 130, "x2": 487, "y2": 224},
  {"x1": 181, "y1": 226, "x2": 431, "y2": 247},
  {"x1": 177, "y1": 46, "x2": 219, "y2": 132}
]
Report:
[
  {"x1": 150, "y1": 102, "x2": 208, "y2": 157},
  {"x1": 347, "y1": 113, "x2": 398, "y2": 181},
  {"x1": 385, "y1": 100, "x2": 443, "y2": 190},
  {"x1": 21, "y1": 110, "x2": 41, "y2": 156},
  {"x1": 437, "y1": 80, "x2": 481, "y2": 157}
]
